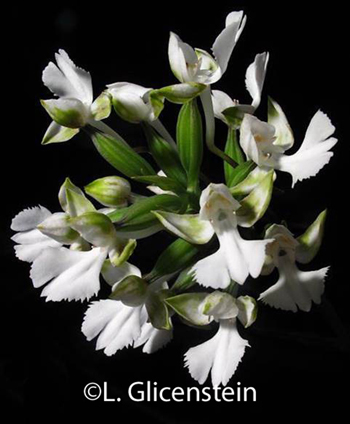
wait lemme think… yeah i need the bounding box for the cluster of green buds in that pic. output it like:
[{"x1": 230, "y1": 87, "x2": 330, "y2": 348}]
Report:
[{"x1": 11, "y1": 10, "x2": 337, "y2": 386}]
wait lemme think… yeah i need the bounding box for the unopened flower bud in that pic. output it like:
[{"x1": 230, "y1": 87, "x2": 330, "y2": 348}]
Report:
[{"x1": 85, "y1": 176, "x2": 131, "y2": 208}]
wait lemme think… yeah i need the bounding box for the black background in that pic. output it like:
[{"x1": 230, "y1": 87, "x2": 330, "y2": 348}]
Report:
[{"x1": 2, "y1": 1, "x2": 349, "y2": 421}]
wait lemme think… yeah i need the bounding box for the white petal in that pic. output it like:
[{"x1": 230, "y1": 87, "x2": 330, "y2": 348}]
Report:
[
  {"x1": 102, "y1": 261, "x2": 141, "y2": 287},
  {"x1": 192, "y1": 249, "x2": 231, "y2": 289},
  {"x1": 11, "y1": 206, "x2": 52, "y2": 231},
  {"x1": 82, "y1": 300, "x2": 142, "y2": 356},
  {"x1": 168, "y1": 32, "x2": 192, "y2": 82},
  {"x1": 134, "y1": 320, "x2": 173, "y2": 354},
  {"x1": 212, "y1": 90, "x2": 235, "y2": 122},
  {"x1": 300, "y1": 110, "x2": 336, "y2": 152},
  {"x1": 107, "y1": 82, "x2": 150, "y2": 97},
  {"x1": 43, "y1": 62, "x2": 80, "y2": 100},
  {"x1": 184, "y1": 320, "x2": 248, "y2": 386},
  {"x1": 245, "y1": 52, "x2": 269, "y2": 110},
  {"x1": 259, "y1": 257, "x2": 328, "y2": 312},
  {"x1": 54, "y1": 49, "x2": 93, "y2": 105},
  {"x1": 211, "y1": 11, "x2": 246, "y2": 81},
  {"x1": 31, "y1": 247, "x2": 106, "y2": 301},
  {"x1": 218, "y1": 224, "x2": 270, "y2": 284},
  {"x1": 13, "y1": 232, "x2": 61, "y2": 263}
]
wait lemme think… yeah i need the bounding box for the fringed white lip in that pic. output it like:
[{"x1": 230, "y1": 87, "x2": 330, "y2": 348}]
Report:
[{"x1": 184, "y1": 319, "x2": 249, "y2": 386}]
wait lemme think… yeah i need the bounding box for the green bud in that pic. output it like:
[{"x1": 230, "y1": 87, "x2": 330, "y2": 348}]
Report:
[
  {"x1": 85, "y1": 176, "x2": 131, "y2": 208},
  {"x1": 201, "y1": 291, "x2": 239, "y2": 320},
  {"x1": 142, "y1": 124, "x2": 187, "y2": 189},
  {"x1": 91, "y1": 91, "x2": 112, "y2": 121},
  {"x1": 41, "y1": 99, "x2": 88, "y2": 128},
  {"x1": 69, "y1": 212, "x2": 117, "y2": 248},
  {"x1": 87, "y1": 128, "x2": 156, "y2": 178},
  {"x1": 150, "y1": 82, "x2": 207, "y2": 107},
  {"x1": 236, "y1": 296, "x2": 258, "y2": 328},
  {"x1": 165, "y1": 293, "x2": 212, "y2": 326},
  {"x1": 109, "y1": 275, "x2": 148, "y2": 307},
  {"x1": 37, "y1": 212, "x2": 80, "y2": 244},
  {"x1": 176, "y1": 98, "x2": 203, "y2": 193}
]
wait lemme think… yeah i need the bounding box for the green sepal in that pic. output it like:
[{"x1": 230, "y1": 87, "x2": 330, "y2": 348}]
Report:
[
  {"x1": 146, "y1": 289, "x2": 172, "y2": 330},
  {"x1": 91, "y1": 91, "x2": 112, "y2": 121},
  {"x1": 222, "y1": 105, "x2": 254, "y2": 128},
  {"x1": 201, "y1": 291, "x2": 239, "y2": 320},
  {"x1": 147, "y1": 238, "x2": 199, "y2": 283},
  {"x1": 296, "y1": 209, "x2": 327, "y2": 264},
  {"x1": 132, "y1": 175, "x2": 185, "y2": 195},
  {"x1": 41, "y1": 99, "x2": 87, "y2": 128},
  {"x1": 109, "y1": 275, "x2": 148, "y2": 307},
  {"x1": 65, "y1": 188, "x2": 96, "y2": 218},
  {"x1": 237, "y1": 170, "x2": 274, "y2": 227},
  {"x1": 165, "y1": 293, "x2": 212, "y2": 326},
  {"x1": 69, "y1": 211, "x2": 117, "y2": 248},
  {"x1": 42, "y1": 123, "x2": 79, "y2": 145},
  {"x1": 87, "y1": 128, "x2": 156, "y2": 178},
  {"x1": 176, "y1": 99, "x2": 203, "y2": 193},
  {"x1": 268, "y1": 97, "x2": 294, "y2": 151},
  {"x1": 149, "y1": 82, "x2": 206, "y2": 118},
  {"x1": 142, "y1": 124, "x2": 187, "y2": 188},
  {"x1": 152, "y1": 211, "x2": 214, "y2": 244},
  {"x1": 58, "y1": 177, "x2": 92, "y2": 214},
  {"x1": 237, "y1": 296, "x2": 258, "y2": 328},
  {"x1": 227, "y1": 161, "x2": 256, "y2": 189},
  {"x1": 230, "y1": 166, "x2": 272, "y2": 197},
  {"x1": 37, "y1": 212, "x2": 80, "y2": 244}
]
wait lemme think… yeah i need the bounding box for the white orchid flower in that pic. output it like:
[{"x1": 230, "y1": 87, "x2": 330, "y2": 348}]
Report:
[
  {"x1": 41, "y1": 49, "x2": 116, "y2": 144},
  {"x1": 184, "y1": 291, "x2": 256, "y2": 386},
  {"x1": 191, "y1": 183, "x2": 273, "y2": 287},
  {"x1": 153, "y1": 175, "x2": 274, "y2": 287},
  {"x1": 259, "y1": 211, "x2": 329, "y2": 312},
  {"x1": 212, "y1": 52, "x2": 269, "y2": 125},
  {"x1": 82, "y1": 275, "x2": 173, "y2": 356},
  {"x1": 240, "y1": 99, "x2": 338, "y2": 187},
  {"x1": 169, "y1": 11, "x2": 246, "y2": 85}
]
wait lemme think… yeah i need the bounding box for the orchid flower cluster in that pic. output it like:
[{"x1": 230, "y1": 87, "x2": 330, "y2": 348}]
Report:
[{"x1": 11, "y1": 11, "x2": 337, "y2": 387}]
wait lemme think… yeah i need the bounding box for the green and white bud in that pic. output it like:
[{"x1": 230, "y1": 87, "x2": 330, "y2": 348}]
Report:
[
  {"x1": 236, "y1": 295, "x2": 258, "y2": 328},
  {"x1": 109, "y1": 275, "x2": 148, "y2": 307},
  {"x1": 201, "y1": 291, "x2": 239, "y2": 321},
  {"x1": 37, "y1": 212, "x2": 80, "y2": 244},
  {"x1": 91, "y1": 91, "x2": 112, "y2": 121},
  {"x1": 69, "y1": 212, "x2": 117, "y2": 248},
  {"x1": 85, "y1": 176, "x2": 131, "y2": 208},
  {"x1": 41, "y1": 98, "x2": 89, "y2": 128},
  {"x1": 107, "y1": 82, "x2": 154, "y2": 123}
]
